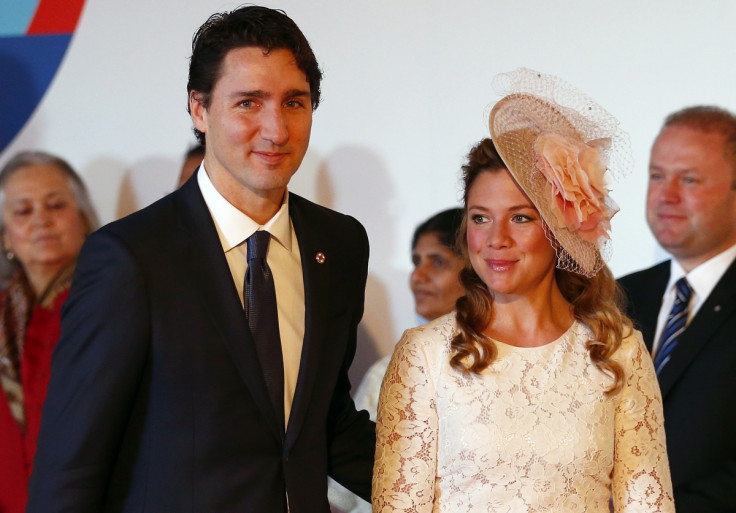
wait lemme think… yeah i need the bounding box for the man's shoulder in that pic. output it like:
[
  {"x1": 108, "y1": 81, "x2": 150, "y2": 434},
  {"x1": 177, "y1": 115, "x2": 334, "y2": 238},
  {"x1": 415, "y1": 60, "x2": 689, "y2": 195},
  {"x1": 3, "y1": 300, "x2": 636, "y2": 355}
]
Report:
[
  {"x1": 618, "y1": 260, "x2": 670, "y2": 289},
  {"x1": 618, "y1": 261, "x2": 671, "y2": 324},
  {"x1": 289, "y1": 193, "x2": 362, "y2": 226},
  {"x1": 289, "y1": 193, "x2": 368, "y2": 246},
  {"x1": 91, "y1": 187, "x2": 197, "y2": 255},
  {"x1": 109, "y1": 183, "x2": 198, "y2": 232}
]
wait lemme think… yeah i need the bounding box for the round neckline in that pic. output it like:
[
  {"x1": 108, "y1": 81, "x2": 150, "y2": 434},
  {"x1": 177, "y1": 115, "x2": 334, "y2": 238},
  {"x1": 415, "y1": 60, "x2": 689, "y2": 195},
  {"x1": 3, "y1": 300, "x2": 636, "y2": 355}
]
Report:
[{"x1": 491, "y1": 320, "x2": 578, "y2": 350}]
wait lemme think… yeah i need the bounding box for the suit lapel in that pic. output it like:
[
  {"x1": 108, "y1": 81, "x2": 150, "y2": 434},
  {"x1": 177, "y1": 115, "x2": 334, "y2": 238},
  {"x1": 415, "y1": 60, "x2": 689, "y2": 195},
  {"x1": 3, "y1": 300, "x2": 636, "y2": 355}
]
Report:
[
  {"x1": 174, "y1": 180, "x2": 284, "y2": 439},
  {"x1": 658, "y1": 258, "x2": 736, "y2": 397},
  {"x1": 284, "y1": 196, "x2": 330, "y2": 447}
]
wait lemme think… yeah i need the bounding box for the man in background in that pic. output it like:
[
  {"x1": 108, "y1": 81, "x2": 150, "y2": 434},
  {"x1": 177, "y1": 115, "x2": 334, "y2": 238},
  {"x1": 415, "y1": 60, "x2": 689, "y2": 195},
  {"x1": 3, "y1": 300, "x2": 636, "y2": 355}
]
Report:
[
  {"x1": 27, "y1": 6, "x2": 375, "y2": 512},
  {"x1": 619, "y1": 106, "x2": 736, "y2": 512}
]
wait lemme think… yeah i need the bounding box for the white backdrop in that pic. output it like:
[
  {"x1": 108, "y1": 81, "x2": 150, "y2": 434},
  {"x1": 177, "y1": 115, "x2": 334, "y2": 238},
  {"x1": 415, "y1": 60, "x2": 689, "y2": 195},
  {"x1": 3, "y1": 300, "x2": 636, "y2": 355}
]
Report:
[{"x1": 2, "y1": 0, "x2": 735, "y2": 383}]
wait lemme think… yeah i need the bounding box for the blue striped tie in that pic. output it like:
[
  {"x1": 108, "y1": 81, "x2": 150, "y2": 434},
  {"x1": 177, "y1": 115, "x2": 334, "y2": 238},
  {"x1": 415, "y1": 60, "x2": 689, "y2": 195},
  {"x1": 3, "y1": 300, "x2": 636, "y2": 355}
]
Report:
[{"x1": 653, "y1": 277, "x2": 692, "y2": 375}]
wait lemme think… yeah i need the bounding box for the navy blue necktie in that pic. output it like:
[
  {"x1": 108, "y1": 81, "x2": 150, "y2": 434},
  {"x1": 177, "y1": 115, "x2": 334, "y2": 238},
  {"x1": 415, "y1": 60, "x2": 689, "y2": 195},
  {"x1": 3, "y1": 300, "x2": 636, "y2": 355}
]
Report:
[
  {"x1": 653, "y1": 277, "x2": 693, "y2": 375},
  {"x1": 244, "y1": 231, "x2": 285, "y2": 430}
]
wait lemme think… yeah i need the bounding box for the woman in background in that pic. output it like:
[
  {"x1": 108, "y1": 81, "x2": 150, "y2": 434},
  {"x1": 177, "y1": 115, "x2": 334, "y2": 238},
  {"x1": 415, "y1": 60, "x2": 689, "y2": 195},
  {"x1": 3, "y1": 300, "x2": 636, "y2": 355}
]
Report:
[
  {"x1": 0, "y1": 151, "x2": 98, "y2": 513},
  {"x1": 373, "y1": 69, "x2": 674, "y2": 512}
]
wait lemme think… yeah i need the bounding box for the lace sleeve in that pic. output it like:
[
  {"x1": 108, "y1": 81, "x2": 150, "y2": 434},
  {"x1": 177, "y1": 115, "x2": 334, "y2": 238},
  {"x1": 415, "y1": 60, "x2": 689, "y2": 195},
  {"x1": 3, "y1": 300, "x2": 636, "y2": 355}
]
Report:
[
  {"x1": 612, "y1": 332, "x2": 675, "y2": 513},
  {"x1": 372, "y1": 329, "x2": 438, "y2": 512}
]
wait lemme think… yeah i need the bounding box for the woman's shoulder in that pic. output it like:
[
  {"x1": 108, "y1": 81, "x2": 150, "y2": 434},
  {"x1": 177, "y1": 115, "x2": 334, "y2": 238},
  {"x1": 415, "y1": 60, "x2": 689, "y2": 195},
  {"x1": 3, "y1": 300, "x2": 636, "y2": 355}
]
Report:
[
  {"x1": 616, "y1": 328, "x2": 647, "y2": 360},
  {"x1": 395, "y1": 313, "x2": 457, "y2": 359},
  {"x1": 571, "y1": 321, "x2": 645, "y2": 355},
  {"x1": 383, "y1": 314, "x2": 458, "y2": 393},
  {"x1": 401, "y1": 312, "x2": 456, "y2": 344},
  {"x1": 569, "y1": 321, "x2": 649, "y2": 374}
]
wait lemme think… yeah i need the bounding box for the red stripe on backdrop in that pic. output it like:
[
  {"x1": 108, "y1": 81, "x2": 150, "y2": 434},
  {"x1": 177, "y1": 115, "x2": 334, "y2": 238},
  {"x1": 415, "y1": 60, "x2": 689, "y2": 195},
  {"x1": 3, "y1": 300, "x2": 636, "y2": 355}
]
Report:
[{"x1": 26, "y1": 0, "x2": 86, "y2": 35}]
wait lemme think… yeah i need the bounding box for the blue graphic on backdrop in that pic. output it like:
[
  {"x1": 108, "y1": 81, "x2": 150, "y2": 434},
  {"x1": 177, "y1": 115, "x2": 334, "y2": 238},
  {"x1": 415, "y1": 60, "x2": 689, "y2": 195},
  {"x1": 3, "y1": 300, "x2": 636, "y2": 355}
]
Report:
[{"x1": 0, "y1": 0, "x2": 86, "y2": 153}]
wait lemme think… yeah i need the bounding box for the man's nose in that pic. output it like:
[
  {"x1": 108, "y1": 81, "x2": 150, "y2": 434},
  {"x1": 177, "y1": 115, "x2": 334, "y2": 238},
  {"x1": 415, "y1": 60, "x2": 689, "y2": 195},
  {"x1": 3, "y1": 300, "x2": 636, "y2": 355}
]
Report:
[
  {"x1": 659, "y1": 179, "x2": 681, "y2": 203},
  {"x1": 260, "y1": 107, "x2": 289, "y2": 145}
]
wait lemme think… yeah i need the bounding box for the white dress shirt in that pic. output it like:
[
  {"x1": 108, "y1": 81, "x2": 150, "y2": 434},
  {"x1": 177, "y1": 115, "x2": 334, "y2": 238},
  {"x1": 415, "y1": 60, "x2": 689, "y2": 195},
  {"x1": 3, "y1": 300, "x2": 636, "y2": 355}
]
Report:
[
  {"x1": 652, "y1": 242, "x2": 736, "y2": 357},
  {"x1": 197, "y1": 166, "x2": 305, "y2": 427}
]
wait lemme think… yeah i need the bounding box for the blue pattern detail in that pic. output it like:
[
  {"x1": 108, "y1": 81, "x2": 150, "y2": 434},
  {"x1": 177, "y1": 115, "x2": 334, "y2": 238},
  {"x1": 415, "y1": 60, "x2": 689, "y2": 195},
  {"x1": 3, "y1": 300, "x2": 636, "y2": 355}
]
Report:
[
  {"x1": 654, "y1": 277, "x2": 692, "y2": 375},
  {"x1": 0, "y1": 0, "x2": 42, "y2": 36},
  {"x1": 0, "y1": 33, "x2": 70, "y2": 152}
]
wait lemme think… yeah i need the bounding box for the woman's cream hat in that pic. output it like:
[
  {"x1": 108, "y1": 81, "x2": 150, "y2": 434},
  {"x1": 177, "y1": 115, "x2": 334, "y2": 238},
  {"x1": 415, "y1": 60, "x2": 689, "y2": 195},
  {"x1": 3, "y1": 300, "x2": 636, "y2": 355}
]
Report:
[{"x1": 488, "y1": 68, "x2": 632, "y2": 277}]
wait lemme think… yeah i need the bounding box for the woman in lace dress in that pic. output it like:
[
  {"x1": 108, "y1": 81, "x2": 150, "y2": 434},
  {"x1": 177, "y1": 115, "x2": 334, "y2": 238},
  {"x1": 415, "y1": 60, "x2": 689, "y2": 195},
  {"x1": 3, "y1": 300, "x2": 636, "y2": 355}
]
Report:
[{"x1": 372, "y1": 69, "x2": 674, "y2": 512}]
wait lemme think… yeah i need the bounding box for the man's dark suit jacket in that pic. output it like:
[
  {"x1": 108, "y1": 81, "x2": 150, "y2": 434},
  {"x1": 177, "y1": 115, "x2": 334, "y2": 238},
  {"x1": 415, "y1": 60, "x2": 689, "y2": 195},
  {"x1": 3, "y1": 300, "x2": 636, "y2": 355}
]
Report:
[
  {"x1": 619, "y1": 259, "x2": 736, "y2": 512},
  {"x1": 26, "y1": 177, "x2": 376, "y2": 513}
]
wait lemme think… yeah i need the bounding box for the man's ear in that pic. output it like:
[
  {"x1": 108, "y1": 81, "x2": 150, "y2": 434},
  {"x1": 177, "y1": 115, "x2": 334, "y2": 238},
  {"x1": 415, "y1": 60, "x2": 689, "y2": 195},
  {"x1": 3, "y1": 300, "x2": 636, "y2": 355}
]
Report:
[{"x1": 189, "y1": 91, "x2": 207, "y2": 134}]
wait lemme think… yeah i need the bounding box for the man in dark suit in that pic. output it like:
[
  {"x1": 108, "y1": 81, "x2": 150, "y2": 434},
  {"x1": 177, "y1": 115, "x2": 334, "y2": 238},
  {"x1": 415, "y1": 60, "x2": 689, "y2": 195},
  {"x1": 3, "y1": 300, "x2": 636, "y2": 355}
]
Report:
[
  {"x1": 27, "y1": 6, "x2": 375, "y2": 512},
  {"x1": 619, "y1": 106, "x2": 736, "y2": 512}
]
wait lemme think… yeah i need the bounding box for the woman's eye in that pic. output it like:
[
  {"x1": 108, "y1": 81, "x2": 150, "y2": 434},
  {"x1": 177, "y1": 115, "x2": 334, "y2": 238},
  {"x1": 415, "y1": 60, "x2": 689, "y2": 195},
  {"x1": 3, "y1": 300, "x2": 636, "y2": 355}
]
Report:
[
  {"x1": 471, "y1": 214, "x2": 487, "y2": 224},
  {"x1": 432, "y1": 258, "x2": 446, "y2": 268}
]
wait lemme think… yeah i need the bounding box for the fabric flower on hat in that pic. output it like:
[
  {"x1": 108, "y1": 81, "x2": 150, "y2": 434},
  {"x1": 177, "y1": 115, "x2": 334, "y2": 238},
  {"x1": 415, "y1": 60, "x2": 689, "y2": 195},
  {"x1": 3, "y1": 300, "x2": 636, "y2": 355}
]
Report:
[{"x1": 533, "y1": 132, "x2": 616, "y2": 243}]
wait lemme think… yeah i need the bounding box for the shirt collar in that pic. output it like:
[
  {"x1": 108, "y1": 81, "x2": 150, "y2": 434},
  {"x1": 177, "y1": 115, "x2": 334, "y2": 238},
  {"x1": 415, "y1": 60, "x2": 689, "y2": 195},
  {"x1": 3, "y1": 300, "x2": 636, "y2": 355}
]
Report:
[
  {"x1": 668, "y1": 241, "x2": 736, "y2": 299},
  {"x1": 197, "y1": 163, "x2": 293, "y2": 252}
]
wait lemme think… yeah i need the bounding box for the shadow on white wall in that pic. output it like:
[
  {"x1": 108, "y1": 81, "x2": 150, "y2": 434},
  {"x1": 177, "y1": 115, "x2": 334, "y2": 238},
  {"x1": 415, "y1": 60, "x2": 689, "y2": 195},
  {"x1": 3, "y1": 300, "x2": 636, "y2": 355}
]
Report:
[{"x1": 314, "y1": 145, "x2": 408, "y2": 386}]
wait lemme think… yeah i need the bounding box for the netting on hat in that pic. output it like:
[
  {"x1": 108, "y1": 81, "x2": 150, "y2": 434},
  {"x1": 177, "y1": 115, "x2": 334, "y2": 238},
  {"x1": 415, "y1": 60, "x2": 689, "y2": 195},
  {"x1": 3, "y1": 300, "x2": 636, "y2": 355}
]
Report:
[
  {"x1": 488, "y1": 68, "x2": 632, "y2": 278},
  {"x1": 492, "y1": 68, "x2": 632, "y2": 184}
]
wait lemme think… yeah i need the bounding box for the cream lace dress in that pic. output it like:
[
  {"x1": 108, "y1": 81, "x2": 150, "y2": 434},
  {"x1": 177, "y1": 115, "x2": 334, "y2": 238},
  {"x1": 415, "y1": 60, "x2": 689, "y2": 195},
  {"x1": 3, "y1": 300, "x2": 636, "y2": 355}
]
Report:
[{"x1": 372, "y1": 313, "x2": 674, "y2": 512}]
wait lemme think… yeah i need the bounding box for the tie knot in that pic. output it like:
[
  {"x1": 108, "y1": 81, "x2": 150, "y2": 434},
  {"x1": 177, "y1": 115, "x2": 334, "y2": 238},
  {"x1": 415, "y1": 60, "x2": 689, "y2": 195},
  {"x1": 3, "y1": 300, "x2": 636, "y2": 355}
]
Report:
[
  {"x1": 674, "y1": 277, "x2": 693, "y2": 303},
  {"x1": 247, "y1": 231, "x2": 271, "y2": 261}
]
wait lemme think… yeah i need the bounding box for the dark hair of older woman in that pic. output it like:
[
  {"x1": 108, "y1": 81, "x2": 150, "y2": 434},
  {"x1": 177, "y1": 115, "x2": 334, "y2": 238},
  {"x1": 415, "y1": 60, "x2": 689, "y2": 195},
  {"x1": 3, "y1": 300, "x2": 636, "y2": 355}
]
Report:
[{"x1": 0, "y1": 150, "x2": 98, "y2": 513}]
